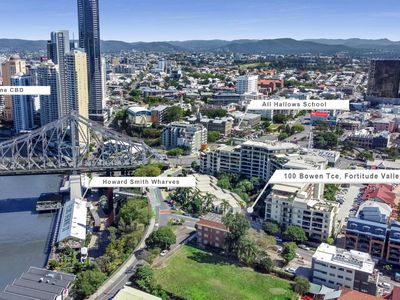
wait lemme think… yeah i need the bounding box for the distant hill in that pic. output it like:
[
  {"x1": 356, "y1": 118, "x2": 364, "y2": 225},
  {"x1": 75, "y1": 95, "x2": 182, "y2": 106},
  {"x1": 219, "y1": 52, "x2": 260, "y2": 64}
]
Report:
[
  {"x1": 1, "y1": 37, "x2": 400, "y2": 55},
  {"x1": 0, "y1": 39, "x2": 47, "y2": 52},
  {"x1": 304, "y1": 38, "x2": 400, "y2": 49},
  {"x1": 217, "y1": 38, "x2": 352, "y2": 54}
]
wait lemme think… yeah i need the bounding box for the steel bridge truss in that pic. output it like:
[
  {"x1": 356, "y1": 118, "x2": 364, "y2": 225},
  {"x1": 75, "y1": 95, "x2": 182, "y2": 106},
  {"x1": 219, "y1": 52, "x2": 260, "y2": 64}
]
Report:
[{"x1": 0, "y1": 111, "x2": 164, "y2": 175}]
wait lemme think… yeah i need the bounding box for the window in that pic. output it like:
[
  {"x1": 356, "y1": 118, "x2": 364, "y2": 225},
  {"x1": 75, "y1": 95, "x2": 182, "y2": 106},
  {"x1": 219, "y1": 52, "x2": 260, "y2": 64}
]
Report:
[
  {"x1": 346, "y1": 270, "x2": 352, "y2": 273},
  {"x1": 204, "y1": 227, "x2": 208, "y2": 231},
  {"x1": 338, "y1": 268, "x2": 344, "y2": 271},
  {"x1": 215, "y1": 236, "x2": 220, "y2": 241},
  {"x1": 338, "y1": 275, "x2": 343, "y2": 279},
  {"x1": 345, "y1": 277, "x2": 351, "y2": 281},
  {"x1": 329, "y1": 273, "x2": 335, "y2": 277},
  {"x1": 330, "y1": 266, "x2": 336, "y2": 269}
]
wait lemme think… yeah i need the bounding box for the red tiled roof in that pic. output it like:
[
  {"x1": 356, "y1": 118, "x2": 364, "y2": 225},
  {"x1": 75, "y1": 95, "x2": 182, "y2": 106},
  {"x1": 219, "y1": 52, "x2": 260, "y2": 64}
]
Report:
[
  {"x1": 363, "y1": 184, "x2": 395, "y2": 206},
  {"x1": 197, "y1": 218, "x2": 228, "y2": 231},
  {"x1": 339, "y1": 288, "x2": 383, "y2": 300},
  {"x1": 310, "y1": 112, "x2": 329, "y2": 117}
]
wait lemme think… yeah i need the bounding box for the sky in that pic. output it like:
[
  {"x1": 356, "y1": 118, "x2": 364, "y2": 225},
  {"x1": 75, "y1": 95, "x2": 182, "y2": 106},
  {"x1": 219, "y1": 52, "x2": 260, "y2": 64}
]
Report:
[{"x1": 1, "y1": 0, "x2": 400, "y2": 42}]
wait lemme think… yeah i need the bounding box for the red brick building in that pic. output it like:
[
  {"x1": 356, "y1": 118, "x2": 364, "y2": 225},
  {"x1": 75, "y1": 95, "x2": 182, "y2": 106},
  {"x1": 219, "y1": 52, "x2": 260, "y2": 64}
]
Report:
[
  {"x1": 258, "y1": 79, "x2": 284, "y2": 95},
  {"x1": 196, "y1": 213, "x2": 229, "y2": 248}
]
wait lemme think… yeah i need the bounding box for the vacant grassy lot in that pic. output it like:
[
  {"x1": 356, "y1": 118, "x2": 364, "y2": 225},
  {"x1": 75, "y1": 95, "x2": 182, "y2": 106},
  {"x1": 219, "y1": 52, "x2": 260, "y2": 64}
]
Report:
[{"x1": 154, "y1": 245, "x2": 297, "y2": 300}]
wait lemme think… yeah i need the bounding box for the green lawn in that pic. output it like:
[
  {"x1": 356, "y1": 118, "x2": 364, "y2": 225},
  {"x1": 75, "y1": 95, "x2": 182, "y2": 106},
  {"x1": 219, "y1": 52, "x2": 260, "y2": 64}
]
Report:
[{"x1": 154, "y1": 245, "x2": 297, "y2": 300}]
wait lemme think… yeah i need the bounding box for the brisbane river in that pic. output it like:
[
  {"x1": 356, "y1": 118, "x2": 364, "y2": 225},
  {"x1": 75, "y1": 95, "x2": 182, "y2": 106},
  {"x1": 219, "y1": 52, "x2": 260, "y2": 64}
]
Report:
[{"x1": 0, "y1": 175, "x2": 62, "y2": 289}]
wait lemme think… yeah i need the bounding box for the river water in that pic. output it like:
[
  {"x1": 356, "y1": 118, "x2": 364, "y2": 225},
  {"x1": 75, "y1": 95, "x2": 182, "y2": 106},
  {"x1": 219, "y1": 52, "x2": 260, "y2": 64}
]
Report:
[{"x1": 0, "y1": 175, "x2": 62, "y2": 289}]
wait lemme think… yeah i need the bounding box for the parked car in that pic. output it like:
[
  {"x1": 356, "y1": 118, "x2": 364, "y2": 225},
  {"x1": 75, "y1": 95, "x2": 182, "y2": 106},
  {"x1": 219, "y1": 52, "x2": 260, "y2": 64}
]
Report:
[
  {"x1": 378, "y1": 282, "x2": 391, "y2": 289},
  {"x1": 160, "y1": 249, "x2": 169, "y2": 257},
  {"x1": 298, "y1": 244, "x2": 311, "y2": 251},
  {"x1": 285, "y1": 267, "x2": 296, "y2": 274}
]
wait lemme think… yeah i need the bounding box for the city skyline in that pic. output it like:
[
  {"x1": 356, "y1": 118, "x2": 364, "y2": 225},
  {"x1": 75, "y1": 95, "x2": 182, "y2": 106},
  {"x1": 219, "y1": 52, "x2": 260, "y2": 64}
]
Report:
[{"x1": 1, "y1": 0, "x2": 400, "y2": 42}]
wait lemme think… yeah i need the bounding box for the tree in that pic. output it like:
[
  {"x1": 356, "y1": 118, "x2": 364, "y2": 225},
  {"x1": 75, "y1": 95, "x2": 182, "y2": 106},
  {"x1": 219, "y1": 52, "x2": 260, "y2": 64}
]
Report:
[
  {"x1": 132, "y1": 265, "x2": 154, "y2": 293},
  {"x1": 294, "y1": 276, "x2": 310, "y2": 295},
  {"x1": 283, "y1": 225, "x2": 306, "y2": 243},
  {"x1": 208, "y1": 131, "x2": 221, "y2": 142},
  {"x1": 383, "y1": 264, "x2": 392, "y2": 273},
  {"x1": 146, "y1": 226, "x2": 176, "y2": 250},
  {"x1": 237, "y1": 238, "x2": 257, "y2": 265},
  {"x1": 292, "y1": 123, "x2": 305, "y2": 133},
  {"x1": 191, "y1": 161, "x2": 198, "y2": 170},
  {"x1": 358, "y1": 150, "x2": 374, "y2": 161},
  {"x1": 164, "y1": 106, "x2": 183, "y2": 122},
  {"x1": 220, "y1": 199, "x2": 232, "y2": 215},
  {"x1": 326, "y1": 236, "x2": 334, "y2": 245},
  {"x1": 254, "y1": 255, "x2": 274, "y2": 273},
  {"x1": 263, "y1": 221, "x2": 280, "y2": 235},
  {"x1": 74, "y1": 269, "x2": 107, "y2": 300},
  {"x1": 273, "y1": 113, "x2": 289, "y2": 124},
  {"x1": 167, "y1": 147, "x2": 185, "y2": 156},
  {"x1": 134, "y1": 163, "x2": 163, "y2": 177},
  {"x1": 222, "y1": 212, "x2": 250, "y2": 254},
  {"x1": 203, "y1": 108, "x2": 227, "y2": 118},
  {"x1": 282, "y1": 242, "x2": 297, "y2": 263},
  {"x1": 278, "y1": 132, "x2": 289, "y2": 141}
]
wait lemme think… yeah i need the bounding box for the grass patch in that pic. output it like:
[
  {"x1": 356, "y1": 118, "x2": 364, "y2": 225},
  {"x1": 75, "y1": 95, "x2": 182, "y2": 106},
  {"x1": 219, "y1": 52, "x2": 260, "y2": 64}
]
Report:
[
  {"x1": 239, "y1": 63, "x2": 264, "y2": 70},
  {"x1": 268, "y1": 124, "x2": 283, "y2": 132},
  {"x1": 154, "y1": 245, "x2": 297, "y2": 300}
]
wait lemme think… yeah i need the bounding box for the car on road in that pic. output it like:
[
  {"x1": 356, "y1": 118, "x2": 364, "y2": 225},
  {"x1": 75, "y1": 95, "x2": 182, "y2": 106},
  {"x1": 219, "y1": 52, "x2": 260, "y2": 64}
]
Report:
[
  {"x1": 285, "y1": 267, "x2": 296, "y2": 274},
  {"x1": 160, "y1": 249, "x2": 169, "y2": 256},
  {"x1": 298, "y1": 244, "x2": 311, "y2": 251},
  {"x1": 378, "y1": 282, "x2": 391, "y2": 289}
]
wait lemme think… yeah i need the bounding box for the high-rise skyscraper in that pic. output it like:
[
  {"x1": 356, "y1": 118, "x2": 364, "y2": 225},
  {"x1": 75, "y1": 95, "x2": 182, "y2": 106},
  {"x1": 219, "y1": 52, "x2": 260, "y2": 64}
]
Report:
[
  {"x1": 1, "y1": 55, "x2": 26, "y2": 122},
  {"x1": 65, "y1": 49, "x2": 89, "y2": 144},
  {"x1": 48, "y1": 31, "x2": 70, "y2": 117},
  {"x1": 77, "y1": 0, "x2": 103, "y2": 120},
  {"x1": 367, "y1": 59, "x2": 400, "y2": 105},
  {"x1": 65, "y1": 50, "x2": 89, "y2": 119},
  {"x1": 38, "y1": 60, "x2": 60, "y2": 126},
  {"x1": 11, "y1": 74, "x2": 34, "y2": 133}
]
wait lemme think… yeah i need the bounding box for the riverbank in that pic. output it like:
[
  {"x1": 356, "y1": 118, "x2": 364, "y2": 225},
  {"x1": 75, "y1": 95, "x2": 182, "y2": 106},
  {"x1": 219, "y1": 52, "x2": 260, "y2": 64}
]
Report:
[{"x1": 0, "y1": 175, "x2": 62, "y2": 289}]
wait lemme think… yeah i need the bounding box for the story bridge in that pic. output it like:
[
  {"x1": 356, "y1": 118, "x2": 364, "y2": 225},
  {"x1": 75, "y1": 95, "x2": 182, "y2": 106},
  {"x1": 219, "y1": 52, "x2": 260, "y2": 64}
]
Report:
[{"x1": 0, "y1": 111, "x2": 165, "y2": 176}]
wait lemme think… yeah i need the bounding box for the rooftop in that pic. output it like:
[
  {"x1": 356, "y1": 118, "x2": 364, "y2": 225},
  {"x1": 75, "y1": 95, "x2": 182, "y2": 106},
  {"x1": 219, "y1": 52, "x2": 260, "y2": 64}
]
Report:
[
  {"x1": 0, "y1": 267, "x2": 75, "y2": 300},
  {"x1": 313, "y1": 243, "x2": 375, "y2": 274}
]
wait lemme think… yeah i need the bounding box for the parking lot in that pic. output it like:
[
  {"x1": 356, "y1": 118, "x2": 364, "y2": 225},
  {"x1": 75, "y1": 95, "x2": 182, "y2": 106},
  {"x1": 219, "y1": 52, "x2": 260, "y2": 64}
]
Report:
[{"x1": 337, "y1": 184, "x2": 363, "y2": 226}]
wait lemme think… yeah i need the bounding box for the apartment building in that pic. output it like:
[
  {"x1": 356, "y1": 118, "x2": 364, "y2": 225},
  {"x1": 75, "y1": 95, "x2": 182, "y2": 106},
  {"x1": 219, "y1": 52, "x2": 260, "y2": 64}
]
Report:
[
  {"x1": 265, "y1": 181, "x2": 337, "y2": 241},
  {"x1": 371, "y1": 118, "x2": 395, "y2": 133},
  {"x1": 312, "y1": 243, "x2": 379, "y2": 296},
  {"x1": 344, "y1": 129, "x2": 390, "y2": 149},
  {"x1": 200, "y1": 140, "x2": 299, "y2": 181},
  {"x1": 196, "y1": 212, "x2": 229, "y2": 249},
  {"x1": 161, "y1": 122, "x2": 207, "y2": 153},
  {"x1": 187, "y1": 115, "x2": 234, "y2": 136},
  {"x1": 345, "y1": 201, "x2": 391, "y2": 260},
  {"x1": 236, "y1": 75, "x2": 258, "y2": 94}
]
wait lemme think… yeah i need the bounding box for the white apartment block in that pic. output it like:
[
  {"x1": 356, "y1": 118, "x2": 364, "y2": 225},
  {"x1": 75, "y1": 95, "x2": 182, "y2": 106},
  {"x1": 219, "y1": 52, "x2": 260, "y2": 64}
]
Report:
[
  {"x1": 265, "y1": 182, "x2": 338, "y2": 241},
  {"x1": 265, "y1": 153, "x2": 337, "y2": 241},
  {"x1": 200, "y1": 140, "x2": 299, "y2": 181},
  {"x1": 161, "y1": 122, "x2": 207, "y2": 153},
  {"x1": 312, "y1": 243, "x2": 379, "y2": 295},
  {"x1": 236, "y1": 75, "x2": 258, "y2": 94}
]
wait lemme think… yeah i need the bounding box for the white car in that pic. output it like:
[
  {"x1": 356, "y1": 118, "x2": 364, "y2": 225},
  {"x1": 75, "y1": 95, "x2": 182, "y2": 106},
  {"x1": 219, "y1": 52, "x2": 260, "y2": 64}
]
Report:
[
  {"x1": 285, "y1": 267, "x2": 296, "y2": 274},
  {"x1": 298, "y1": 244, "x2": 311, "y2": 251},
  {"x1": 379, "y1": 282, "x2": 391, "y2": 289},
  {"x1": 160, "y1": 249, "x2": 169, "y2": 257}
]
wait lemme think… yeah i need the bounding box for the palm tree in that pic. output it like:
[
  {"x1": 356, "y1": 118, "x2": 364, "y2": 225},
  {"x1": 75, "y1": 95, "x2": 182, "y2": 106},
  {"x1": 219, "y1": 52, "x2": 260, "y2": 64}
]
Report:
[
  {"x1": 203, "y1": 192, "x2": 216, "y2": 213},
  {"x1": 237, "y1": 238, "x2": 257, "y2": 265},
  {"x1": 220, "y1": 199, "x2": 232, "y2": 215}
]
